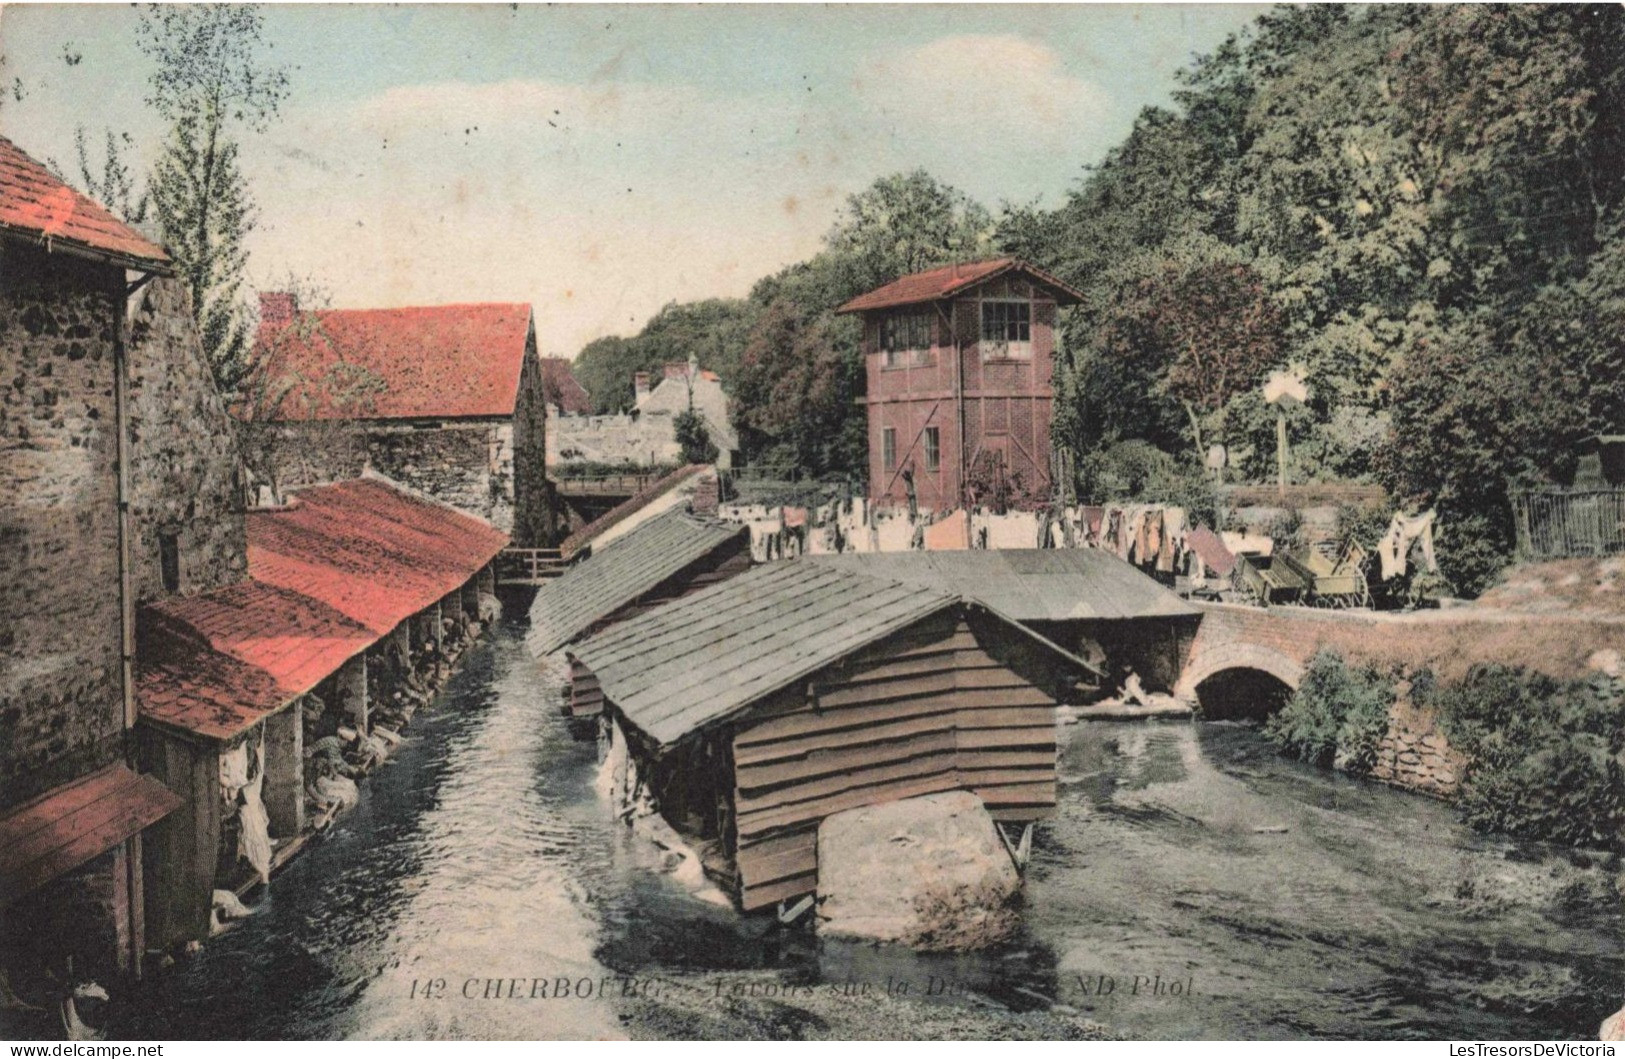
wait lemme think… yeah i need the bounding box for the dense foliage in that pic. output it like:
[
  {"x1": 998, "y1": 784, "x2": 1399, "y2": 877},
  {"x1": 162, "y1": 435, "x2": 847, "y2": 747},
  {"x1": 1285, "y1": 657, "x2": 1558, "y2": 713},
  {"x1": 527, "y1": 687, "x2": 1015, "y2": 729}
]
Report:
[
  {"x1": 1004, "y1": 4, "x2": 1625, "y2": 595},
  {"x1": 1424, "y1": 666, "x2": 1625, "y2": 851},
  {"x1": 1263, "y1": 649, "x2": 1396, "y2": 773}
]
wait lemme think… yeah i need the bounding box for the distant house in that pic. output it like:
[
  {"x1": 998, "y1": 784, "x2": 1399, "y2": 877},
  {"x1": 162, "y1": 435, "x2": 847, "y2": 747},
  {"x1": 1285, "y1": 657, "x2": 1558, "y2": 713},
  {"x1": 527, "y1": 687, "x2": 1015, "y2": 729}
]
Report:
[
  {"x1": 541, "y1": 356, "x2": 592, "y2": 417},
  {"x1": 567, "y1": 561, "x2": 1098, "y2": 912},
  {"x1": 547, "y1": 358, "x2": 738, "y2": 470},
  {"x1": 635, "y1": 358, "x2": 739, "y2": 465},
  {"x1": 246, "y1": 295, "x2": 554, "y2": 544},
  {"x1": 837, "y1": 258, "x2": 1084, "y2": 511}
]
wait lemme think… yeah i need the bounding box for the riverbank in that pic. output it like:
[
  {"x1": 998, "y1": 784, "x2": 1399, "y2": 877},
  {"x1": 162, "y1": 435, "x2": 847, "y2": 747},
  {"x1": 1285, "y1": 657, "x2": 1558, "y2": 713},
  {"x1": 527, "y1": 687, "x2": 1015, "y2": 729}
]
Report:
[{"x1": 100, "y1": 619, "x2": 1621, "y2": 1041}]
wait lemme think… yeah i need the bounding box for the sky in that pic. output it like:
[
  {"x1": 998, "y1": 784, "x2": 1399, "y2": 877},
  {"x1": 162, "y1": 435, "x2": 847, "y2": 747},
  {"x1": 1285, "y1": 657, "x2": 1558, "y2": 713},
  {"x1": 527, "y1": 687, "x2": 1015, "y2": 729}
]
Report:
[{"x1": 0, "y1": 3, "x2": 1269, "y2": 356}]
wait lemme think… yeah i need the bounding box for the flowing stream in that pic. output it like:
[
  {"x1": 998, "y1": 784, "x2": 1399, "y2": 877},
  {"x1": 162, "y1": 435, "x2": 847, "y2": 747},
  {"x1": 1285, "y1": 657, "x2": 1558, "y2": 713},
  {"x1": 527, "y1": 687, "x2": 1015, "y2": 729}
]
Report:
[{"x1": 112, "y1": 606, "x2": 1621, "y2": 1040}]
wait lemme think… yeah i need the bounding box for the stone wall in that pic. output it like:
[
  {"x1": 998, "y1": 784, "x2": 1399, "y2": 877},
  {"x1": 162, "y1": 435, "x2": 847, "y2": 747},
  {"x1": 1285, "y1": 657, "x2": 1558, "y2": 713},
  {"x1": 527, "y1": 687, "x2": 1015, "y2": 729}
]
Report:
[
  {"x1": 0, "y1": 242, "x2": 126, "y2": 811},
  {"x1": 250, "y1": 417, "x2": 515, "y2": 530},
  {"x1": 548, "y1": 411, "x2": 680, "y2": 468},
  {"x1": 1369, "y1": 694, "x2": 1467, "y2": 798},
  {"x1": 125, "y1": 275, "x2": 247, "y2": 603}
]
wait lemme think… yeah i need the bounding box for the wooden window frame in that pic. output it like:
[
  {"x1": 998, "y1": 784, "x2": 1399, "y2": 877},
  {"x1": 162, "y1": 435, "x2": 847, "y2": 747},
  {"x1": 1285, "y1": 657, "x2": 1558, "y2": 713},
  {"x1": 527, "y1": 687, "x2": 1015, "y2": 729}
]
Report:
[{"x1": 980, "y1": 299, "x2": 1032, "y2": 361}]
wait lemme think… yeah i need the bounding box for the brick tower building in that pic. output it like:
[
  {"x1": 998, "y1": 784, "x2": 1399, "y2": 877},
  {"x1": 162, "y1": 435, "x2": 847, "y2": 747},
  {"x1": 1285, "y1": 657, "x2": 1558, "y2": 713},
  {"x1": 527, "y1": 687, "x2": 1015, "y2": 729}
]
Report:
[{"x1": 838, "y1": 258, "x2": 1083, "y2": 511}]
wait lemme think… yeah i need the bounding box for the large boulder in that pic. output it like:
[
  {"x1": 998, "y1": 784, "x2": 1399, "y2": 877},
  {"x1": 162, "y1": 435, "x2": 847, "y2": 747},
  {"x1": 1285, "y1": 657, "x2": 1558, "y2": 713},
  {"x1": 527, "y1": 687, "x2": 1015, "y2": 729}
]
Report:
[{"x1": 816, "y1": 790, "x2": 1023, "y2": 950}]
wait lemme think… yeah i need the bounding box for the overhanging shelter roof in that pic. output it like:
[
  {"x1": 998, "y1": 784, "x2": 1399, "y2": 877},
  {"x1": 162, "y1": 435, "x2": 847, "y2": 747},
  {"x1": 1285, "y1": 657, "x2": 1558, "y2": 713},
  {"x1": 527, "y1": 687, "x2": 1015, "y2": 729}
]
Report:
[
  {"x1": 0, "y1": 764, "x2": 183, "y2": 907},
  {"x1": 526, "y1": 509, "x2": 747, "y2": 657},
  {"x1": 569, "y1": 560, "x2": 1099, "y2": 749},
  {"x1": 248, "y1": 475, "x2": 509, "y2": 635}
]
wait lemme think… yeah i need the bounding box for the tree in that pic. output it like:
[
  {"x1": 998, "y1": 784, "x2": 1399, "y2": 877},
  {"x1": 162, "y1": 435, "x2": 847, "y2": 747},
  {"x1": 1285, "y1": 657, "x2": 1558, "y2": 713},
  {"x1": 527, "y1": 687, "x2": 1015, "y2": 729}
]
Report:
[
  {"x1": 673, "y1": 408, "x2": 718, "y2": 466},
  {"x1": 139, "y1": 4, "x2": 289, "y2": 398},
  {"x1": 826, "y1": 170, "x2": 995, "y2": 293},
  {"x1": 74, "y1": 127, "x2": 148, "y2": 224},
  {"x1": 1099, "y1": 258, "x2": 1285, "y2": 458}
]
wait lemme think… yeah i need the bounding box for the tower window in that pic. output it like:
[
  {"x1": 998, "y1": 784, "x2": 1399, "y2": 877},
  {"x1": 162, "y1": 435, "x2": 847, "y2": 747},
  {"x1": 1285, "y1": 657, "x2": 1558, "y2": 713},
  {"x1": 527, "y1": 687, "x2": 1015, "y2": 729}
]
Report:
[{"x1": 924, "y1": 427, "x2": 940, "y2": 471}]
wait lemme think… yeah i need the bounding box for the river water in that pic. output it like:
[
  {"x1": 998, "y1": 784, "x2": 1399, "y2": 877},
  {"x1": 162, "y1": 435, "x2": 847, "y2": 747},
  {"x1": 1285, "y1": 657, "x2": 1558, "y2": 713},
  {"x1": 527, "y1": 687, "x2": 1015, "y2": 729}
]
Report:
[{"x1": 113, "y1": 606, "x2": 1622, "y2": 1040}]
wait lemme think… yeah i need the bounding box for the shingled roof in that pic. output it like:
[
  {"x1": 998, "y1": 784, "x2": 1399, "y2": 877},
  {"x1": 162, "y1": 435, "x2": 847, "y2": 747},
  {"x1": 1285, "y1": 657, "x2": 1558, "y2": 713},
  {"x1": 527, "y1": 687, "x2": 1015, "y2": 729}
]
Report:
[
  {"x1": 569, "y1": 561, "x2": 1095, "y2": 748},
  {"x1": 835, "y1": 257, "x2": 1084, "y2": 314},
  {"x1": 0, "y1": 134, "x2": 170, "y2": 270},
  {"x1": 807, "y1": 549, "x2": 1200, "y2": 622},
  {"x1": 251, "y1": 302, "x2": 533, "y2": 420},
  {"x1": 526, "y1": 509, "x2": 747, "y2": 657}
]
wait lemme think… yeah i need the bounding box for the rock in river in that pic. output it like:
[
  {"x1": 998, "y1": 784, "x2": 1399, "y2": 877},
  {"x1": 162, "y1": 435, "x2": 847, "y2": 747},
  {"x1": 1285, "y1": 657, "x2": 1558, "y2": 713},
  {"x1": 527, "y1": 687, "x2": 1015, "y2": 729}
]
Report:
[{"x1": 816, "y1": 790, "x2": 1022, "y2": 951}]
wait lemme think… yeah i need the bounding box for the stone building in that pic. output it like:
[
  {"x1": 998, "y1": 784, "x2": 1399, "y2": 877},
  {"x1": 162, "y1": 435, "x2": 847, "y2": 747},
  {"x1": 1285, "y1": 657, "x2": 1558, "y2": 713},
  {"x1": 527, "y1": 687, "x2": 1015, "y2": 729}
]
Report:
[
  {"x1": 0, "y1": 134, "x2": 237, "y2": 999},
  {"x1": 244, "y1": 295, "x2": 555, "y2": 543},
  {"x1": 837, "y1": 259, "x2": 1083, "y2": 511},
  {"x1": 547, "y1": 358, "x2": 738, "y2": 470}
]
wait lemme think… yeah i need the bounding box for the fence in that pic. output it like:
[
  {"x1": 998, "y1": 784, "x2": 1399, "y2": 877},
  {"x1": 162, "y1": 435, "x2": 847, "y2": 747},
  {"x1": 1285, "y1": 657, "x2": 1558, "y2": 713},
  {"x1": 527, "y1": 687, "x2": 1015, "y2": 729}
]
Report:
[
  {"x1": 495, "y1": 547, "x2": 569, "y2": 585},
  {"x1": 1512, "y1": 488, "x2": 1625, "y2": 559}
]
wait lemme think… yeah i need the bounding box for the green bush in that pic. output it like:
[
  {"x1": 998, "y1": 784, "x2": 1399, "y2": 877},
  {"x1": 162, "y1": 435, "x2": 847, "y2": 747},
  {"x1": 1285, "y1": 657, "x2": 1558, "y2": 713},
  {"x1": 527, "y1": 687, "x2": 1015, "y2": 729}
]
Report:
[
  {"x1": 1264, "y1": 649, "x2": 1396, "y2": 773},
  {"x1": 1075, "y1": 440, "x2": 1219, "y2": 527},
  {"x1": 1425, "y1": 667, "x2": 1625, "y2": 851}
]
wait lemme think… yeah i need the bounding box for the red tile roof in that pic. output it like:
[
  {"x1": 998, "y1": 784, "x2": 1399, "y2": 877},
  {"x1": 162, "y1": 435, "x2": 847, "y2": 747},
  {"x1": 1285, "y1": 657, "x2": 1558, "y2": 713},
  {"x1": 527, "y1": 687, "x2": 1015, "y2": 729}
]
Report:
[
  {"x1": 146, "y1": 580, "x2": 375, "y2": 701},
  {"x1": 251, "y1": 303, "x2": 533, "y2": 421},
  {"x1": 0, "y1": 135, "x2": 170, "y2": 270},
  {"x1": 835, "y1": 257, "x2": 1085, "y2": 314},
  {"x1": 249, "y1": 476, "x2": 509, "y2": 634},
  {"x1": 541, "y1": 356, "x2": 592, "y2": 414},
  {"x1": 139, "y1": 475, "x2": 508, "y2": 741},
  {"x1": 137, "y1": 618, "x2": 291, "y2": 742},
  {"x1": 0, "y1": 764, "x2": 183, "y2": 903}
]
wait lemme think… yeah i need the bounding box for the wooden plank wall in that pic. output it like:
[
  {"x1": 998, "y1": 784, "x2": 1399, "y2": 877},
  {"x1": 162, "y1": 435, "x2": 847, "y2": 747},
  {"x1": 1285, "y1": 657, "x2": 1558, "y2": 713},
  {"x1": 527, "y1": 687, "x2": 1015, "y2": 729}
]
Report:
[
  {"x1": 136, "y1": 727, "x2": 219, "y2": 949},
  {"x1": 729, "y1": 609, "x2": 1058, "y2": 911}
]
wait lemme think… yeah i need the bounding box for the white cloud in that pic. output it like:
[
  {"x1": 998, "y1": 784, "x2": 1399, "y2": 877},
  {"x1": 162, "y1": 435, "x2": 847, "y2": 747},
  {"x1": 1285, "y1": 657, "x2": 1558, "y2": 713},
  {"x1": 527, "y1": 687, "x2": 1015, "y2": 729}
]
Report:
[{"x1": 857, "y1": 35, "x2": 1111, "y2": 163}]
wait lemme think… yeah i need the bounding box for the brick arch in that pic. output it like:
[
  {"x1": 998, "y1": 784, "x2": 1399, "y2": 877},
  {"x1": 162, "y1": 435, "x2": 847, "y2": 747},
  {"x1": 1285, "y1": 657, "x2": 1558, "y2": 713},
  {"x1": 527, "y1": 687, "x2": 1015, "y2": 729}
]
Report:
[{"x1": 1175, "y1": 642, "x2": 1304, "y2": 705}]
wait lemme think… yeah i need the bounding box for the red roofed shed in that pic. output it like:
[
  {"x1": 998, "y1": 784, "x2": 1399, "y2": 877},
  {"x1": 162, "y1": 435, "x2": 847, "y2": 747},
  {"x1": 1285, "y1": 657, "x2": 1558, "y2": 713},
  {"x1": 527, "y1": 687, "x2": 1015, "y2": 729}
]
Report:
[{"x1": 135, "y1": 475, "x2": 508, "y2": 948}]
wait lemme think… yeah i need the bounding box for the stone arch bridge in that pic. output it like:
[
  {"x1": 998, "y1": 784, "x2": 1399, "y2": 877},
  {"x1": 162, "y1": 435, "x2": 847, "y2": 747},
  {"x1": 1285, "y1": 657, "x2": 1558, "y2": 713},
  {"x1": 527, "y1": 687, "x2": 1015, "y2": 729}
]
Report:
[{"x1": 1172, "y1": 602, "x2": 1624, "y2": 717}]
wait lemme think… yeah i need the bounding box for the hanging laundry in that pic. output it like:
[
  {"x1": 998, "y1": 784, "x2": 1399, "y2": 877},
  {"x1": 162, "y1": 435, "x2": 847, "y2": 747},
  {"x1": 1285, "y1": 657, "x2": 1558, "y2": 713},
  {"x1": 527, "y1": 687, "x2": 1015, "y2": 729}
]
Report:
[
  {"x1": 1187, "y1": 525, "x2": 1237, "y2": 578},
  {"x1": 1377, "y1": 510, "x2": 1439, "y2": 581},
  {"x1": 1082, "y1": 506, "x2": 1105, "y2": 546},
  {"x1": 923, "y1": 510, "x2": 970, "y2": 550}
]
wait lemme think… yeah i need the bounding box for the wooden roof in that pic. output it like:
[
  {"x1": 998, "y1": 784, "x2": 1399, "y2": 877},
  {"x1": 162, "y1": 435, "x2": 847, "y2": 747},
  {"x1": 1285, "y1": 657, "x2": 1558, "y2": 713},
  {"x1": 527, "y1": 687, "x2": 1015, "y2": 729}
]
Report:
[
  {"x1": 569, "y1": 561, "x2": 1096, "y2": 748},
  {"x1": 0, "y1": 764, "x2": 182, "y2": 906},
  {"x1": 526, "y1": 509, "x2": 747, "y2": 657},
  {"x1": 807, "y1": 549, "x2": 1200, "y2": 621},
  {"x1": 835, "y1": 258, "x2": 1085, "y2": 314}
]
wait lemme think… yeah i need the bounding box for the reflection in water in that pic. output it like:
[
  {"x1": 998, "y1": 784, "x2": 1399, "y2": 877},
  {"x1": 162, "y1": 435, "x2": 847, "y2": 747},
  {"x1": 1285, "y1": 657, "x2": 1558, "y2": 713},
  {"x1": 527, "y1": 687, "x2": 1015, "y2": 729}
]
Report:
[{"x1": 113, "y1": 612, "x2": 1621, "y2": 1040}]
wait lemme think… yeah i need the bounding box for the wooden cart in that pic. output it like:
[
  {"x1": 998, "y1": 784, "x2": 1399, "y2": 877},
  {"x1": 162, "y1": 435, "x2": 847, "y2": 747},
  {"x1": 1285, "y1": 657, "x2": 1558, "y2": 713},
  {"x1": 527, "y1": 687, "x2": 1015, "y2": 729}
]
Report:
[{"x1": 1230, "y1": 551, "x2": 1311, "y2": 606}]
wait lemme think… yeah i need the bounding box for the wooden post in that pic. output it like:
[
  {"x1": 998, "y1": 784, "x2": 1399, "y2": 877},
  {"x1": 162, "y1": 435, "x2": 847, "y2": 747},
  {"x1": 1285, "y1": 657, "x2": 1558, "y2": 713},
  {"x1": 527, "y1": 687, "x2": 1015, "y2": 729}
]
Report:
[
  {"x1": 432, "y1": 601, "x2": 444, "y2": 678},
  {"x1": 1276, "y1": 406, "x2": 1288, "y2": 501},
  {"x1": 341, "y1": 654, "x2": 368, "y2": 737},
  {"x1": 263, "y1": 704, "x2": 304, "y2": 839}
]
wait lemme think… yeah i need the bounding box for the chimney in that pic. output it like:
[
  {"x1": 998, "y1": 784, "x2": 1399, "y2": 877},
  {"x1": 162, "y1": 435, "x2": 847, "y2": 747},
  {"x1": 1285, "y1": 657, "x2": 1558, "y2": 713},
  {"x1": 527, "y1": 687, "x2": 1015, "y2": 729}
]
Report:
[
  {"x1": 259, "y1": 291, "x2": 297, "y2": 328},
  {"x1": 633, "y1": 371, "x2": 651, "y2": 403}
]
